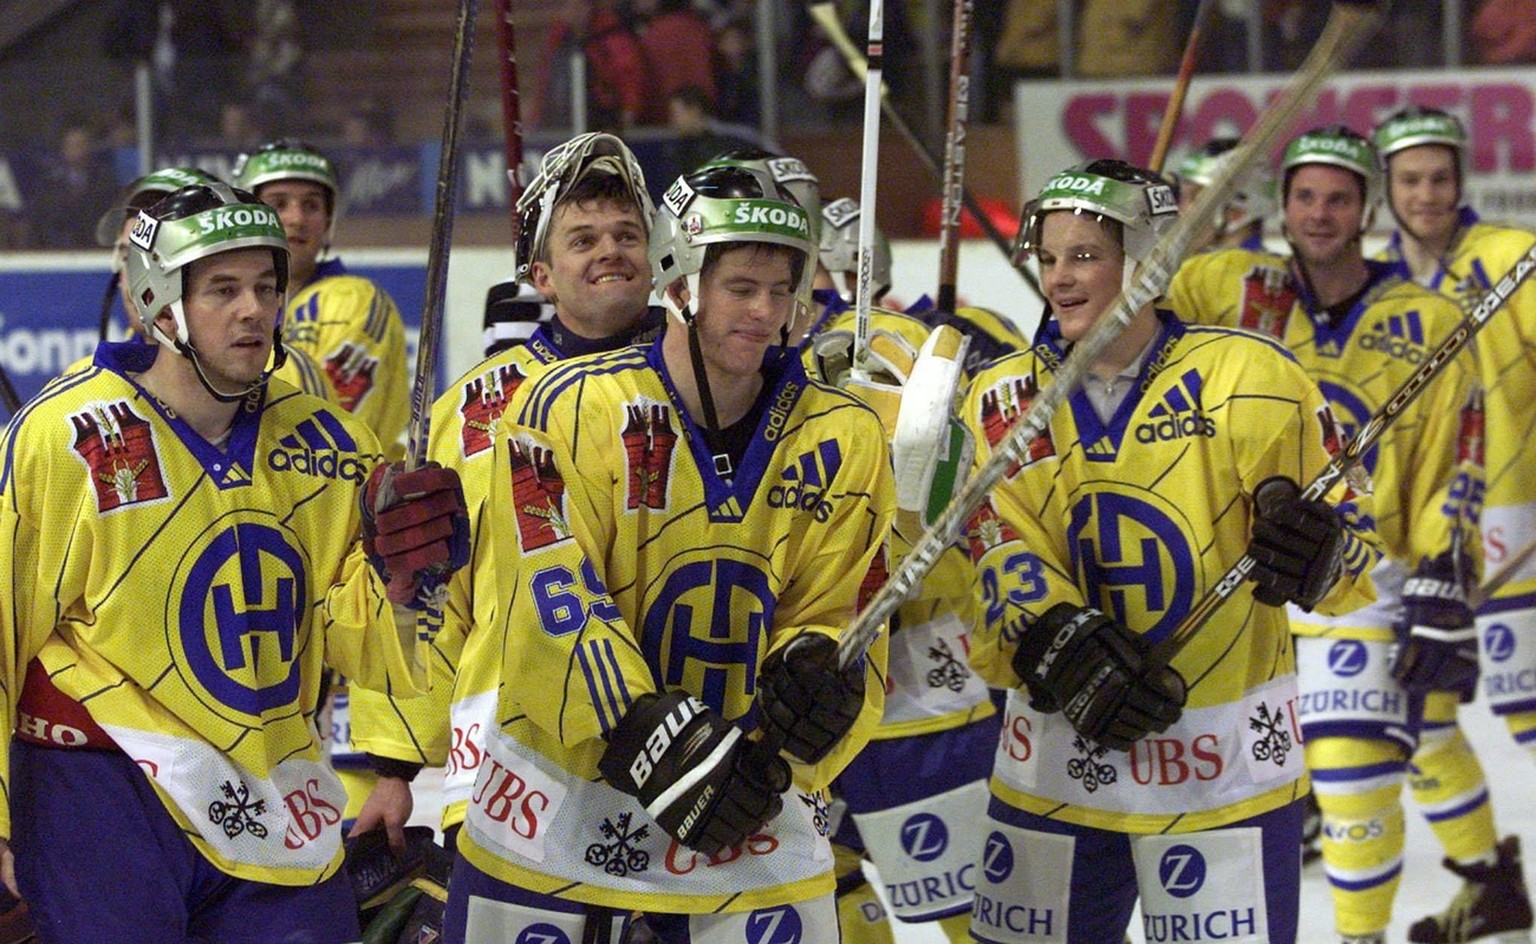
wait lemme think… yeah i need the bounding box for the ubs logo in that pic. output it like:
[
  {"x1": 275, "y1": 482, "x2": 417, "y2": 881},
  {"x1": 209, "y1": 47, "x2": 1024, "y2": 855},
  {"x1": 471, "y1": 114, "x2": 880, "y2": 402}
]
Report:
[
  {"x1": 1327, "y1": 640, "x2": 1369, "y2": 677},
  {"x1": 1158, "y1": 845, "x2": 1207, "y2": 899},
  {"x1": 900, "y1": 813, "x2": 949, "y2": 862},
  {"x1": 982, "y1": 831, "x2": 1015, "y2": 884},
  {"x1": 1485, "y1": 623, "x2": 1516, "y2": 663}
]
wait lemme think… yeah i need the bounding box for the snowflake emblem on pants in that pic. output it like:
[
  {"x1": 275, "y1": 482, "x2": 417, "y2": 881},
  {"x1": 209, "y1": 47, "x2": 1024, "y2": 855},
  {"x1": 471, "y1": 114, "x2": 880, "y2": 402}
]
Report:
[
  {"x1": 925, "y1": 637, "x2": 971, "y2": 692},
  {"x1": 208, "y1": 779, "x2": 268, "y2": 839},
  {"x1": 1066, "y1": 736, "x2": 1117, "y2": 793},
  {"x1": 800, "y1": 790, "x2": 831, "y2": 836},
  {"x1": 585, "y1": 812, "x2": 650, "y2": 877},
  {"x1": 1249, "y1": 701, "x2": 1293, "y2": 766}
]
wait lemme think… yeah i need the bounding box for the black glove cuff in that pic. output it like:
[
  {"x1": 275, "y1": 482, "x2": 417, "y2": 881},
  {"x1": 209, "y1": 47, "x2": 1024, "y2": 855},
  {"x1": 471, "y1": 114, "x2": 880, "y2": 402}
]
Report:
[{"x1": 367, "y1": 754, "x2": 424, "y2": 783}]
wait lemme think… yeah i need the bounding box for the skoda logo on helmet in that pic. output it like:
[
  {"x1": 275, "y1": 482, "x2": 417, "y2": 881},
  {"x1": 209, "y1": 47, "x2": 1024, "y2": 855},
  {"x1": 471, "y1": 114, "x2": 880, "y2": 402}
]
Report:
[
  {"x1": 266, "y1": 152, "x2": 329, "y2": 171},
  {"x1": 731, "y1": 203, "x2": 810, "y2": 234},
  {"x1": 128, "y1": 211, "x2": 159, "y2": 251},
  {"x1": 1045, "y1": 173, "x2": 1108, "y2": 196}
]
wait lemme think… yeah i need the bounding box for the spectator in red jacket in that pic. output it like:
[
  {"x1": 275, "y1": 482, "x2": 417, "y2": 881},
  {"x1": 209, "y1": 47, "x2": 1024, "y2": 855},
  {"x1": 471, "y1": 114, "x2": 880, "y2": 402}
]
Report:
[
  {"x1": 639, "y1": 0, "x2": 718, "y2": 124},
  {"x1": 530, "y1": 0, "x2": 650, "y2": 132}
]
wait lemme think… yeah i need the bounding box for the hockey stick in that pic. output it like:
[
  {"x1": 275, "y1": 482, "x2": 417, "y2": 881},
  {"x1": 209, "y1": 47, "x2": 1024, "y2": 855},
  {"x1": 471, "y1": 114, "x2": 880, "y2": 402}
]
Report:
[
  {"x1": 1148, "y1": 0, "x2": 1218, "y2": 174},
  {"x1": 0, "y1": 361, "x2": 20, "y2": 415},
  {"x1": 850, "y1": 0, "x2": 884, "y2": 378},
  {"x1": 98, "y1": 272, "x2": 119, "y2": 343},
  {"x1": 806, "y1": 1, "x2": 1043, "y2": 303},
  {"x1": 1473, "y1": 537, "x2": 1536, "y2": 610},
  {"x1": 405, "y1": 0, "x2": 479, "y2": 470},
  {"x1": 1151, "y1": 238, "x2": 1536, "y2": 668},
  {"x1": 835, "y1": 0, "x2": 1388, "y2": 670},
  {"x1": 936, "y1": 0, "x2": 975, "y2": 313},
  {"x1": 495, "y1": 0, "x2": 524, "y2": 242}
]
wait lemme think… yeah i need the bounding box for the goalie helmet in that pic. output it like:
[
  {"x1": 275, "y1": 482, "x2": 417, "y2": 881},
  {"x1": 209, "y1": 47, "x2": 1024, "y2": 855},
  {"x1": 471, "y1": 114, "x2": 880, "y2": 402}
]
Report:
[
  {"x1": 1016, "y1": 159, "x2": 1179, "y2": 288},
  {"x1": 513, "y1": 132, "x2": 654, "y2": 284},
  {"x1": 95, "y1": 166, "x2": 220, "y2": 248},
  {"x1": 818, "y1": 197, "x2": 892, "y2": 303},
  {"x1": 125, "y1": 182, "x2": 290, "y2": 398},
  {"x1": 700, "y1": 148, "x2": 822, "y2": 241},
  {"x1": 1176, "y1": 137, "x2": 1277, "y2": 234},
  {"x1": 1281, "y1": 124, "x2": 1381, "y2": 215},
  {"x1": 650, "y1": 163, "x2": 817, "y2": 326}
]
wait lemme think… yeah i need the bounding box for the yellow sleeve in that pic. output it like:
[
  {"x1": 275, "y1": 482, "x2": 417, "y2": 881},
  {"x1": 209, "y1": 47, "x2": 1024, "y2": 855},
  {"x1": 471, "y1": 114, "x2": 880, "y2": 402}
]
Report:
[{"x1": 765, "y1": 408, "x2": 895, "y2": 792}]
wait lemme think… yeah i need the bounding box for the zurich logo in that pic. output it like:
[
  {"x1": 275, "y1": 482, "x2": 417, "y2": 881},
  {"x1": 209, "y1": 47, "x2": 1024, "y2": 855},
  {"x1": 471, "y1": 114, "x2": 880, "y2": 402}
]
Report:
[
  {"x1": 746, "y1": 906, "x2": 803, "y2": 944},
  {"x1": 900, "y1": 813, "x2": 949, "y2": 862},
  {"x1": 515, "y1": 925, "x2": 572, "y2": 944},
  {"x1": 1327, "y1": 640, "x2": 1369, "y2": 678},
  {"x1": 982, "y1": 831, "x2": 1015, "y2": 884},
  {"x1": 1159, "y1": 844, "x2": 1207, "y2": 899},
  {"x1": 1485, "y1": 623, "x2": 1517, "y2": 663}
]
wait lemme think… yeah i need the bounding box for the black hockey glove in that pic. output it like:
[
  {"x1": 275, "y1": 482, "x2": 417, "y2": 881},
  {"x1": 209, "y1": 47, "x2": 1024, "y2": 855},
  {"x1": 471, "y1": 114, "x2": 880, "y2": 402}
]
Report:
[
  {"x1": 755, "y1": 633, "x2": 865, "y2": 765},
  {"x1": 1247, "y1": 476, "x2": 1346, "y2": 609},
  {"x1": 599, "y1": 692, "x2": 791, "y2": 856},
  {"x1": 1012, "y1": 603, "x2": 1186, "y2": 751},
  {"x1": 1392, "y1": 550, "x2": 1479, "y2": 694}
]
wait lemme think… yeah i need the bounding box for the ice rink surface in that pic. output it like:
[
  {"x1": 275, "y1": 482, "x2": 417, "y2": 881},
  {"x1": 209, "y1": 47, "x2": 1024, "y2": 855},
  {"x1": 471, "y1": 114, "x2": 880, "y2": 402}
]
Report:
[{"x1": 410, "y1": 691, "x2": 1536, "y2": 943}]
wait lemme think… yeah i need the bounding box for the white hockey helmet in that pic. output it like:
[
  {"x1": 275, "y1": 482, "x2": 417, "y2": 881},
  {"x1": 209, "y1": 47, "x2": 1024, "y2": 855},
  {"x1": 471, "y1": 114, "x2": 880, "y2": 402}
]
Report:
[
  {"x1": 699, "y1": 148, "x2": 822, "y2": 242},
  {"x1": 817, "y1": 197, "x2": 892, "y2": 303}
]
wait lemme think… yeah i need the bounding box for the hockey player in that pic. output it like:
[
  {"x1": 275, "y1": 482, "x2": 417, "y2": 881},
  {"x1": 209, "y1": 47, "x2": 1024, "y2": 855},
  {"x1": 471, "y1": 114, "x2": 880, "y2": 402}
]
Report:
[
  {"x1": 1169, "y1": 125, "x2": 1485, "y2": 944},
  {"x1": 83, "y1": 165, "x2": 334, "y2": 401},
  {"x1": 1372, "y1": 105, "x2": 1536, "y2": 944},
  {"x1": 1175, "y1": 136, "x2": 1277, "y2": 254},
  {"x1": 800, "y1": 195, "x2": 997, "y2": 944},
  {"x1": 0, "y1": 182, "x2": 468, "y2": 941},
  {"x1": 234, "y1": 139, "x2": 413, "y2": 824},
  {"x1": 964, "y1": 159, "x2": 1381, "y2": 944},
  {"x1": 444, "y1": 163, "x2": 894, "y2": 942},
  {"x1": 232, "y1": 139, "x2": 409, "y2": 452},
  {"x1": 345, "y1": 132, "x2": 663, "y2": 861}
]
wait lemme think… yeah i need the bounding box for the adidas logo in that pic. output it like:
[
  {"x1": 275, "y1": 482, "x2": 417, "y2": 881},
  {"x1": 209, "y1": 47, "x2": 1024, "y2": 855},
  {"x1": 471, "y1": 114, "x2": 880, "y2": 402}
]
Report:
[
  {"x1": 768, "y1": 439, "x2": 841, "y2": 522},
  {"x1": 1135, "y1": 369, "x2": 1216, "y2": 443},
  {"x1": 1358, "y1": 310, "x2": 1427, "y2": 364},
  {"x1": 268, "y1": 416, "x2": 369, "y2": 484}
]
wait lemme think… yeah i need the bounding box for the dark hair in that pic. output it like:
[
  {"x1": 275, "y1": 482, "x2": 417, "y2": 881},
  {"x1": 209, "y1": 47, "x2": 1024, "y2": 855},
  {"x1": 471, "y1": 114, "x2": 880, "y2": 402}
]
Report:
[
  {"x1": 536, "y1": 171, "x2": 646, "y2": 264},
  {"x1": 702, "y1": 241, "x2": 807, "y2": 288}
]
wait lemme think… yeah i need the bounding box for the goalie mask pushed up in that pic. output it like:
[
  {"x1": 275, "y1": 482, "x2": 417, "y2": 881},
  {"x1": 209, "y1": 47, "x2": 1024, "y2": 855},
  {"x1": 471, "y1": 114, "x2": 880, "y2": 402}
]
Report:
[{"x1": 514, "y1": 132, "x2": 654, "y2": 285}]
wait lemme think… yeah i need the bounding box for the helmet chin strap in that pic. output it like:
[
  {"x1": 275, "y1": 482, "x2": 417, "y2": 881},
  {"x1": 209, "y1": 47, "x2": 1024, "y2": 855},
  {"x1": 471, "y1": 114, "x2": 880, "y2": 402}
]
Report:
[
  {"x1": 150, "y1": 300, "x2": 287, "y2": 404},
  {"x1": 665, "y1": 276, "x2": 722, "y2": 433}
]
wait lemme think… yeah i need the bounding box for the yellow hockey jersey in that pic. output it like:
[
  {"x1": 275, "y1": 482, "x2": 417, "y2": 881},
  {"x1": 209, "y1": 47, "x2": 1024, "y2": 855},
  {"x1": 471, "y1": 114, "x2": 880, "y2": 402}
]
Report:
[
  {"x1": 67, "y1": 335, "x2": 336, "y2": 405},
  {"x1": 347, "y1": 331, "x2": 564, "y2": 829},
  {"x1": 1171, "y1": 250, "x2": 1480, "y2": 639},
  {"x1": 0, "y1": 342, "x2": 425, "y2": 885},
  {"x1": 1379, "y1": 212, "x2": 1536, "y2": 610},
  {"x1": 284, "y1": 259, "x2": 409, "y2": 458},
  {"x1": 802, "y1": 301, "x2": 991, "y2": 740},
  {"x1": 963, "y1": 312, "x2": 1381, "y2": 834},
  {"x1": 458, "y1": 338, "x2": 895, "y2": 913}
]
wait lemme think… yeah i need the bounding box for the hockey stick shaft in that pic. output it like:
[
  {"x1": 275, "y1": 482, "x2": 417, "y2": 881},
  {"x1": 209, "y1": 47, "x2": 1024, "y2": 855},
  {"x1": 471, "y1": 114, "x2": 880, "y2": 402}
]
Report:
[
  {"x1": 806, "y1": 2, "x2": 1043, "y2": 303},
  {"x1": 1155, "y1": 239, "x2": 1536, "y2": 665},
  {"x1": 405, "y1": 0, "x2": 479, "y2": 470},
  {"x1": 0, "y1": 361, "x2": 20, "y2": 415},
  {"x1": 1473, "y1": 536, "x2": 1536, "y2": 610},
  {"x1": 936, "y1": 0, "x2": 975, "y2": 313},
  {"x1": 1148, "y1": 0, "x2": 1217, "y2": 175},
  {"x1": 496, "y1": 0, "x2": 524, "y2": 241},
  {"x1": 836, "y1": 0, "x2": 1387, "y2": 670},
  {"x1": 851, "y1": 0, "x2": 884, "y2": 376}
]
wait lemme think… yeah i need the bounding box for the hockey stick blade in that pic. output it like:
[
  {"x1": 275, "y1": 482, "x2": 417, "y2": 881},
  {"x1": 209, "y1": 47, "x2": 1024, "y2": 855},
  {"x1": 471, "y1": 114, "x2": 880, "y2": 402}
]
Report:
[
  {"x1": 1154, "y1": 239, "x2": 1536, "y2": 667},
  {"x1": 835, "y1": 0, "x2": 1388, "y2": 670}
]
